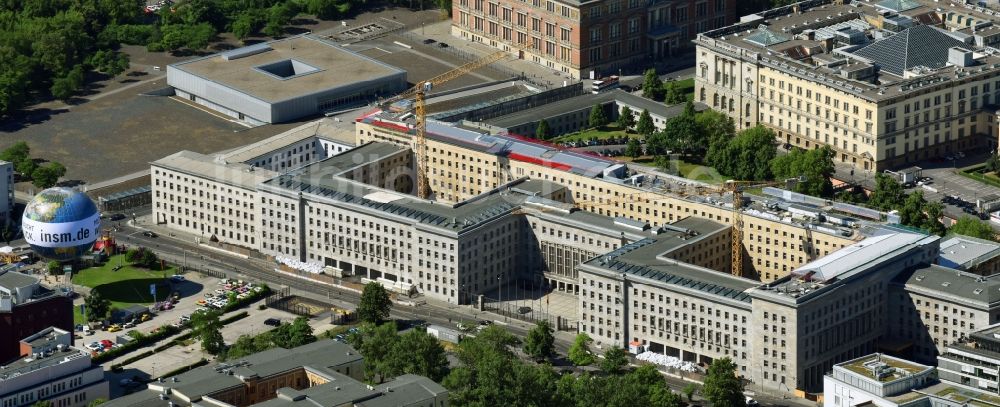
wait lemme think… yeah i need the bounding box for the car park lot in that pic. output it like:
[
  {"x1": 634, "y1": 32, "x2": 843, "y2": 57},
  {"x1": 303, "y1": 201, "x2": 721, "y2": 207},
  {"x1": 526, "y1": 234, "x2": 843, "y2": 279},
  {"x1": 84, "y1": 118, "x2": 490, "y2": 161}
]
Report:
[{"x1": 73, "y1": 272, "x2": 222, "y2": 349}]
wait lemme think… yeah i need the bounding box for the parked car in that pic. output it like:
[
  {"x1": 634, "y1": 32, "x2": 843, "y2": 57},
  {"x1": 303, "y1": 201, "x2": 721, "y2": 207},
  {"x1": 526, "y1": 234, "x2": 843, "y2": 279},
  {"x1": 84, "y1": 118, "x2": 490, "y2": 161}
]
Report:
[
  {"x1": 85, "y1": 342, "x2": 102, "y2": 351},
  {"x1": 109, "y1": 213, "x2": 126, "y2": 221},
  {"x1": 422, "y1": 38, "x2": 436, "y2": 44},
  {"x1": 143, "y1": 231, "x2": 158, "y2": 238},
  {"x1": 438, "y1": 42, "x2": 449, "y2": 48},
  {"x1": 264, "y1": 318, "x2": 281, "y2": 327},
  {"x1": 100, "y1": 340, "x2": 114, "y2": 349},
  {"x1": 107, "y1": 324, "x2": 122, "y2": 332}
]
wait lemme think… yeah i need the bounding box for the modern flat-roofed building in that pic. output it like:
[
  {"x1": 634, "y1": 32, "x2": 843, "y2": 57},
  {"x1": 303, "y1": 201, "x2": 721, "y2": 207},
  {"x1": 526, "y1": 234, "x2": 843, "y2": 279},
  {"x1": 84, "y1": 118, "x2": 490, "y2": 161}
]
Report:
[
  {"x1": 0, "y1": 328, "x2": 108, "y2": 407},
  {"x1": 0, "y1": 271, "x2": 73, "y2": 364},
  {"x1": 105, "y1": 340, "x2": 446, "y2": 407},
  {"x1": 825, "y1": 350, "x2": 1000, "y2": 407},
  {"x1": 451, "y1": 0, "x2": 737, "y2": 79},
  {"x1": 938, "y1": 324, "x2": 1000, "y2": 393},
  {"x1": 167, "y1": 35, "x2": 406, "y2": 125},
  {"x1": 937, "y1": 235, "x2": 1000, "y2": 276},
  {"x1": 694, "y1": 0, "x2": 1000, "y2": 171}
]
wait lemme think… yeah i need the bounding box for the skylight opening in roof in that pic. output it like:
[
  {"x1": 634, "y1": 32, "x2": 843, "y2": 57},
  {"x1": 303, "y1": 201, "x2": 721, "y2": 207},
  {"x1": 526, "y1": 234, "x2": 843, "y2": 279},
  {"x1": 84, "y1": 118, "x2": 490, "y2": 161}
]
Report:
[
  {"x1": 744, "y1": 27, "x2": 791, "y2": 47},
  {"x1": 255, "y1": 59, "x2": 322, "y2": 80}
]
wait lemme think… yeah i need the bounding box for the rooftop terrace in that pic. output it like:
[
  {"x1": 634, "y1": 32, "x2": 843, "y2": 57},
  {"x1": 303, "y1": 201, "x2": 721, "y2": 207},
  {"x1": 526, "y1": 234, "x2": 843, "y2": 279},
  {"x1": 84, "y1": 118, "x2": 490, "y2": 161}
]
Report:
[{"x1": 840, "y1": 354, "x2": 929, "y2": 382}]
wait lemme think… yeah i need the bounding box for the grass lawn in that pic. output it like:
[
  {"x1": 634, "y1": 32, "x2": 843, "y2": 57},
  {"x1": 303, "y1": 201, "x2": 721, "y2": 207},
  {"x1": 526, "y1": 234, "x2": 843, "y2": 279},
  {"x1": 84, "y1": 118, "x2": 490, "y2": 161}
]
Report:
[
  {"x1": 621, "y1": 156, "x2": 727, "y2": 184},
  {"x1": 553, "y1": 124, "x2": 633, "y2": 143},
  {"x1": 959, "y1": 165, "x2": 1000, "y2": 188},
  {"x1": 666, "y1": 78, "x2": 695, "y2": 103},
  {"x1": 73, "y1": 308, "x2": 86, "y2": 325},
  {"x1": 74, "y1": 254, "x2": 175, "y2": 313}
]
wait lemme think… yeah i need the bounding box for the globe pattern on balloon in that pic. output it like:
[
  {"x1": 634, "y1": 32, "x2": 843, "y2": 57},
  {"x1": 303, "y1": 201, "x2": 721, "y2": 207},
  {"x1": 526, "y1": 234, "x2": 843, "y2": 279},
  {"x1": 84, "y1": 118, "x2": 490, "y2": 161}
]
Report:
[{"x1": 22, "y1": 187, "x2": 101, "y2": 261}]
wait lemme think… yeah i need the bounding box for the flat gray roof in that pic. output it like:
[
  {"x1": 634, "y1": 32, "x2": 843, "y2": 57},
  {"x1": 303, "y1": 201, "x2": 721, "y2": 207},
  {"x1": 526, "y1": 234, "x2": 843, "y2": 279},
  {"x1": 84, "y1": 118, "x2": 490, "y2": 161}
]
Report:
[
  {"x1": 580, "y1": 217, "x2": 758, "y2": 303},
  {"x1": 0, "y1": 347, "x2": 91, "y2": 383},
  {"x1": 0, "y1": 270, "x2": 36, "y2": 291},
  {"x1": 106, "y1": 340, "x2": 364, "y2": 407},
  {"x1": 151, "y1": 151, "x2": 279, "y2": 190},
  {"x1": 484, "y1": 92, "x2": 616, "y2": 128},
  {"x1": 260, "y1": 153, "x2": 522, "y2": 233},
  {"x1": 219, "y1": 119, "x2": 356, "y2": 165},
  {"x1": 171, "y1": 35, "x2": 404, "y2": 103},
  {"x1": 938, "y1": 235, "x2": 1000, "y2": 270},
  {"x1": 895, "y1": 264, "x2": 1000, "y2": 309},
  {"x1": 481, "y1": 89, "x2": 707, "y2": 135}
]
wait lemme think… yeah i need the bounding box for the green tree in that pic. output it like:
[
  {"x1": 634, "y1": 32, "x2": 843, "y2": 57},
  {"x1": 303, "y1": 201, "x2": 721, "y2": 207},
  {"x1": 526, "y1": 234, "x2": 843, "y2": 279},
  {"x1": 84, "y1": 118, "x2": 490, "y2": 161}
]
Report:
[
  {"x1": 711, "y1": 125, "x2": 776, "y2": 180},
  {"x1": 192, "y1": 311, "x2": 225, "y2": 354},
  {"x1": 867, "y1": 174, "x2": 905, "y2": 211},
  {"x1": 523, "y1": 320, "x2": 554, "y2": 360},
  {"x1": 357, "y1": 282, "x2": 392, "y2": 324},
  {"x1": 770, "y1": 146, "x2": 835, "y2": 197},
  {"x1": 651, "y1": 386, "x2": 685, "y2": 407},
  {"x1": 47, "y1": 260, "x2": 61, "y2": 276},
  {"x1": 306, "y1": 0, "x2": 341, "y2": 19},
  {"x1": 31, "y1": 165, "x2": 60, "y2": 188},
  {"x1": 140, "y1": 249, "x2": 158, "y2": 268},
  {"x1": 84, "y1": 290, "x2": 111, "y2": 322},
  {"x1": 899, "y1": 191, "x2": 928, "y2": 229},
  {"x1": 642, "y1": 68, "x2": 663, "y2": 100},
  {"x1": 50, "y1": 65, "x2": 85, "y2": 101},
  {"x1": 225, "y1": 333, "x2": 261, "y2": 360},
  {"x1": 201, "y1": 324, "x2": 225, "y2": 355},
  {"x1": 33, "y1": 401, "x2": 52, "y2": 407},
  {"x1": 231, "y1": 12, "x2": 261, "y2": 40},
  {"x1": 664, "y1": 81, "x2": 684, "y2": 104},
  {"x1": 923, "y1": 202, "x2": 947, "y2": 236},
  {"x1": 568, "y1": 332, "x2": 595, "y2": 366},
  {"x1": 617, "y1": 105, "x2": 635, "y2": 130},
  {"x1": 659, "y1": 101, "x2": 702, "y2": 154},
  {"x1": 281, "y1": 316, "x2": 316, "y2": 348},
  {"x1": 636, "y1": 109, "x2": 655, "y2": 136},
  {"x1": 600, "y1": 345, "x2": 628, "y2": 374},
  {"x1": 624, "y1": 138, "x2": 642, "y2": 159},
  {"x1": 87, "y1": 399, "x2": 107, "y2": 407},
  {"x1": 16, "y1": 158, "x2": 37, "y2": 178},
  {"x1": 589, "y1": 104, "x2": 608, "y2": 128},
  {"x1": 699, "y1": 110, "x2": 736, "y2": 168},
  {"x1": 0, "y1": 142, "x2": 30, "y2": 166},
  {"x1": 682, "y1": 383, "x2": 699, "y2": 402},
  {"x1": 702, "y1": 357, "x2": 744, "y2": 407},
  {"x1": 388, "y1": 327, "x2": 449, "y2": 381},
  {"x1": 348, "y1": 321, "x2": 401, "y2": 382},
  {"x1": 988, "y1": 154, "x2": 1000, "y2": 173},
  {"x1": 535, "y1": 119, "x2": 550, "y2": 140},
  {"x1": 951, "y1": 216, "x2": 995, "y2": 240}
]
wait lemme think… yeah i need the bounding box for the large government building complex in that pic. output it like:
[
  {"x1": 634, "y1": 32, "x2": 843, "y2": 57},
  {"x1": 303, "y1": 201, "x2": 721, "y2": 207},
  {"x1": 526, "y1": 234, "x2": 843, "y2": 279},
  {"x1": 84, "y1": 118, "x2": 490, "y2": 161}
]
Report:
[
  {"x1": 695, "y1": 0, "x2": 1000, "y2": 170},
  {"x1": 150, "y1": 103, "x2": 1000, "y2": 395}
]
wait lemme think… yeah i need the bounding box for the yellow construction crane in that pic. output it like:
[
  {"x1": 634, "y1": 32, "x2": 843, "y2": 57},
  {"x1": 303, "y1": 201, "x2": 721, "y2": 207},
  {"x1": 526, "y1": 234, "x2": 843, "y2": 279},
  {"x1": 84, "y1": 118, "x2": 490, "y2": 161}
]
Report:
[
  {"x1": 382, "y1": 45, "x2": 527, "y2": 199},
  {"x1": 712, "y1": 180, "x2": 790, "y2": 277}
]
